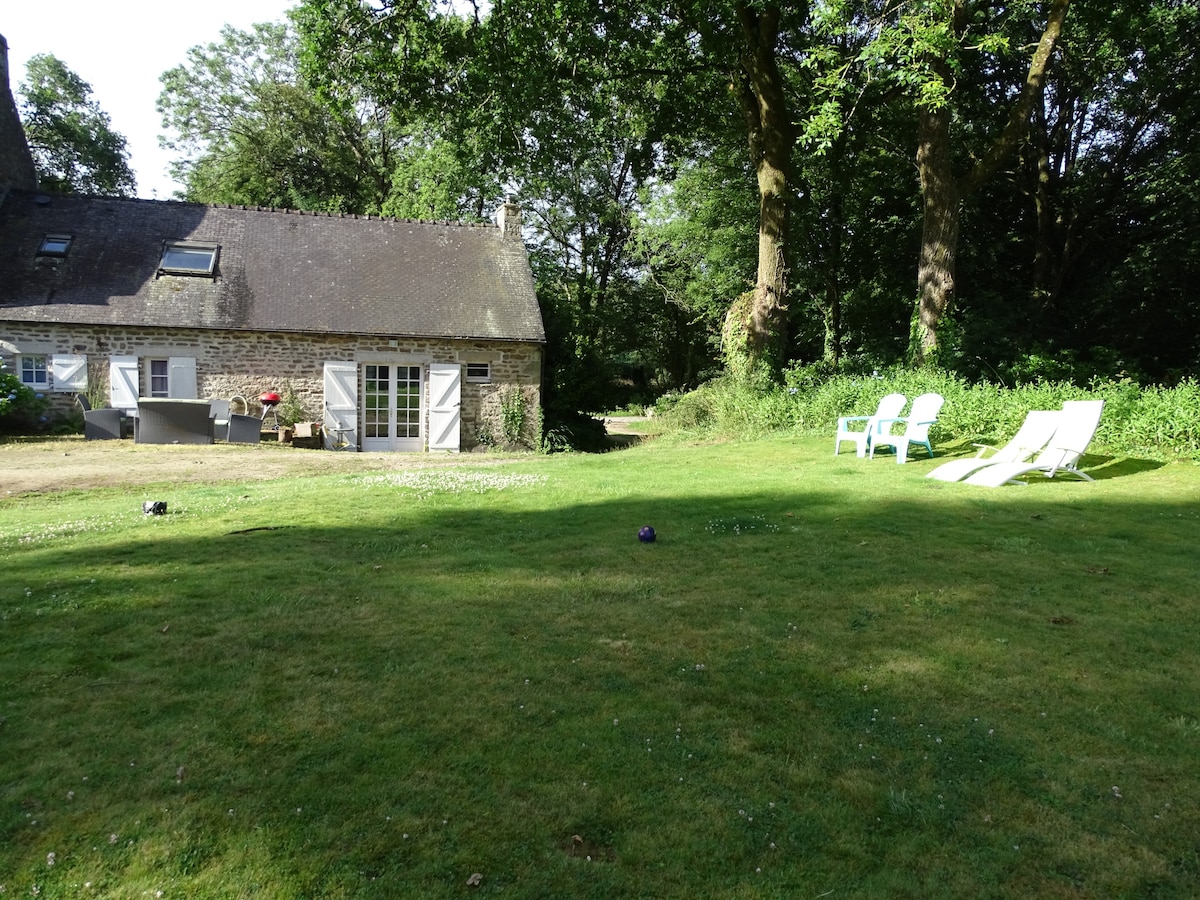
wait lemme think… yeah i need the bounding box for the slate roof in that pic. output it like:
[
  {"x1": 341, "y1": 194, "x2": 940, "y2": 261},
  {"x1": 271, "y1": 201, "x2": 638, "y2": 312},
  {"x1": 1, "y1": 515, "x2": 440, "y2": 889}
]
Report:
[{"x1": 0, "y1": 190, "x2": 545, "y2": 343}]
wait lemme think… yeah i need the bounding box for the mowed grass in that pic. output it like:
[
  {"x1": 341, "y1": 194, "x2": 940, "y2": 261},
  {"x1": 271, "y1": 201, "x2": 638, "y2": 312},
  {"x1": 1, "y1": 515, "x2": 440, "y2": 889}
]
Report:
[{"x1": 2, "y1": 436, "x2": 1199, "y2": 898}]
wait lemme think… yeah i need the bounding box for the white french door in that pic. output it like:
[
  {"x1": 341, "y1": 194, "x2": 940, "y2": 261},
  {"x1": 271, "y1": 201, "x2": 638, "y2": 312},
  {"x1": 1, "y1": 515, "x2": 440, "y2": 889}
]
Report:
[{"x1": 361, "y1": 363, "x2": 424, "y2": 452}]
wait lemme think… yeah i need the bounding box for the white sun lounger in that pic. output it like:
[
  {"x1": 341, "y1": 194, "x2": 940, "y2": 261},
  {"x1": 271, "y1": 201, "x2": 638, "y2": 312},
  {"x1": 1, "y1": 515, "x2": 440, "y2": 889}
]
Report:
[
  {"x1": 925, "y1": 409, "x2": 1060, "y2": 483},
  {"x1": 962, "y1": 400, "x2": 1105, "y2": 487}
]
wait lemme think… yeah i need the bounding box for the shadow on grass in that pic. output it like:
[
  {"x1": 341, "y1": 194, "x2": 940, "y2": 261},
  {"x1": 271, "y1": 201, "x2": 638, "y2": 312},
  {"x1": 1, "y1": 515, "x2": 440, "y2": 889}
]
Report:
[
  {"x1": 2, "y1": 474, "x2": 1198, "y2": 896},
  {"x1": 1079, "y1": 454, "x2": 1165, "y2": 480},
  {"x1": 932, "y1": 440, "x2": 1166, "y2": 482}
]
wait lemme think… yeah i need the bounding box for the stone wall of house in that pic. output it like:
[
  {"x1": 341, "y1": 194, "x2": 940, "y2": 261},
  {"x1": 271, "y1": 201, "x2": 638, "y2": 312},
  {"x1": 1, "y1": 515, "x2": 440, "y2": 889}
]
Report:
[{"x1": 0, "y1": 322, "x2": 542, "y2": 450}]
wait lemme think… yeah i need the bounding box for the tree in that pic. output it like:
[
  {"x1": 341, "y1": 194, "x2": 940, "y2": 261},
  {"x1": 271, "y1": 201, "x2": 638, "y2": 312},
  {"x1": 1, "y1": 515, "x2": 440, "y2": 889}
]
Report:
[
  {"x1": 160, "y1": 22, "x2": 379, "y2": 211},
  {"x1": 18, "y1": 54, "x2": 136, "y2": 196},
  {"x1": 159, "y1": 21, "x2": 488, "y2": 216},
  {"x1": 1023, "y1": 0, "x2": 1200, "y2": 379},
  {"x1": 295, "y1": 0, "x2": 819, "y2": 384},
  {"x1": 886, "y1": 0, "x2": 1071, "y2": 363}
]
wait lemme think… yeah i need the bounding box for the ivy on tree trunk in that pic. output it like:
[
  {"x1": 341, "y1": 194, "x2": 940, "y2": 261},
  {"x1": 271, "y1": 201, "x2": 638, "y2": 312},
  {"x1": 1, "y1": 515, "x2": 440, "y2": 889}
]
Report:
[{"x1": 725, "y1": 2, "x2": 796, "y2": 384}]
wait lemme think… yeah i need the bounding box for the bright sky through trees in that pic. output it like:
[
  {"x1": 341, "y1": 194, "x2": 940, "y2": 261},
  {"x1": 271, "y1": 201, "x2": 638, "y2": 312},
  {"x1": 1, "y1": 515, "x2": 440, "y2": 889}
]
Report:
[{"x1": 4, "y1": 0, "x2": 294, "y2": 199}]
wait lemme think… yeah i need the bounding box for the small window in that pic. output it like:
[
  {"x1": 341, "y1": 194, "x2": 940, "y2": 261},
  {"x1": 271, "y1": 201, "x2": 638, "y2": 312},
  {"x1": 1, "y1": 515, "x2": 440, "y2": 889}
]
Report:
[
  {"x1": 149, "y1": 359, "x2": 170, "y2": 397},
  {"x1": 159, "y1": 241, "x2": 219, "y2": 276},
  {"x1": 466, "y1": 362, "x2": 491, "y2": 383},
  {"x1": 37, "y1": 233, "x2": 73, "y2": 257},
  {"x1": 20, "y1": 355, "x2": 49, "y2": 388}
]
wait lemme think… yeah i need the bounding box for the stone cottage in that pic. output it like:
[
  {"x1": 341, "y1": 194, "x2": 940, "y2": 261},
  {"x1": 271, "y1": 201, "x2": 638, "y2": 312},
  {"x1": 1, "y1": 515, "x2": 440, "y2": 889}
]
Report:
[{"x1": 0, "y1": 33, "x2": 544, "y2": 452}]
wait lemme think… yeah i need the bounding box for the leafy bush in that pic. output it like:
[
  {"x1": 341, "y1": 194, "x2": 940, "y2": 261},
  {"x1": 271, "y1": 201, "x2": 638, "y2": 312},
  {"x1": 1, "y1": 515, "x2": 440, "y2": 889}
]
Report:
[
  {"x1": 1003, "y1": 345, "x2": 1144, "y2": 387},
  {"x1": 539, "y1": 408, "x2": 607, "y2": 453},
  {"x1": 0, "y1": 361, "x2": 48, "y2": 435},
  {"x1": 654, "y1": 366, "x2": 1200, "y2": 459}
]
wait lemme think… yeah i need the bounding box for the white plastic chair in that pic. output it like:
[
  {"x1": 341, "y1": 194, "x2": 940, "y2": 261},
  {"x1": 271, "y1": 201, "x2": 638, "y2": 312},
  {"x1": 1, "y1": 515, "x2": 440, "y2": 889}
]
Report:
[
  {"x1": 834, "y1": 393, "x2": 907, "y2": 458},
  {"x1": 869, "y1": 392, "x2": 945, "y2": 464},
  {"x1": 926, "y1": 409, "x2": 1060, "y2": 482}
]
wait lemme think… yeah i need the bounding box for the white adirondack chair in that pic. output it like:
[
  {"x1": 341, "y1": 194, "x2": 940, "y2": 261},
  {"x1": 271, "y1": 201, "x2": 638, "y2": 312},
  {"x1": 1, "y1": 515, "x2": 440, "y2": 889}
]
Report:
[
  {"x1": 868, "y1": 392, "x2": 945, "y2": 464},
  {"x1": 834, "y1": 393, "x2": 907, "y2": 458}
]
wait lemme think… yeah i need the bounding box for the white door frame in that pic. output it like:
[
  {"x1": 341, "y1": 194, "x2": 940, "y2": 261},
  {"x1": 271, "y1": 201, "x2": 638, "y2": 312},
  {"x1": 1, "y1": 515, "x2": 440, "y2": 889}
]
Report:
[{"x1": 360, "y1": 362, "x2": 424, "y2": 452}]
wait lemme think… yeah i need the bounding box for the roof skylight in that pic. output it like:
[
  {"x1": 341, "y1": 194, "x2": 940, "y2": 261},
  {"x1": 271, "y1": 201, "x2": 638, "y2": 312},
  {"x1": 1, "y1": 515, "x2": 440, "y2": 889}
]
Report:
[
  {"x1": 159, "y1": 241, "x2": 219, "y2": 276},
  {"x1": 37, "y1": 233, "x2": 73, "y2": 256}
]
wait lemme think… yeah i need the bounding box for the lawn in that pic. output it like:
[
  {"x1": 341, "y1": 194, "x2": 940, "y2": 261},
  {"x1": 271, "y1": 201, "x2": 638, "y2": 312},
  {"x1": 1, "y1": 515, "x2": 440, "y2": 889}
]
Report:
[{"x1": 2, "y1": 435, "x2": 1198, "y2": 898}]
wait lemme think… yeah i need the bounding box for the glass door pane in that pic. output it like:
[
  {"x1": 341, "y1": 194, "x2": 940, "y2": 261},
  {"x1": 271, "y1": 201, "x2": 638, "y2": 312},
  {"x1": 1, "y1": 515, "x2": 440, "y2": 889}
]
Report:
[{"x1": 364, "y1": 364, "x2": 390, "y2": 439}]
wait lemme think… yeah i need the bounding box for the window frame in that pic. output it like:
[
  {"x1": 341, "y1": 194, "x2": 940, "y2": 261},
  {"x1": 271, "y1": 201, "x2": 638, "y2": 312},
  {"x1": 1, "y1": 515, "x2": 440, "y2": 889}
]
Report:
[
  {"x1": 158, "y1": 241, "x2": 220, "y2": 277},
  {"x1": 37, "y1": 233, "x2": 73, "y2": 257},
  {"x1": 19, "y1": 354, "x2": 50, "y2": 389},
  {"x1": 148, "y1": 359, "x2": 170, "y2": 398},
  {"x1": 465, "y1": 362, "x2": 491, "y2": 383}
]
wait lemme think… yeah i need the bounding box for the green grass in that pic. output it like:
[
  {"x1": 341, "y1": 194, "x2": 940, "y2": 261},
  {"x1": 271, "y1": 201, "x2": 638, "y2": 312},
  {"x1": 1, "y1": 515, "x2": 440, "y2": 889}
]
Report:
[{"x1": 2, "y1": 437, "x2": 1199, "y2": 897}]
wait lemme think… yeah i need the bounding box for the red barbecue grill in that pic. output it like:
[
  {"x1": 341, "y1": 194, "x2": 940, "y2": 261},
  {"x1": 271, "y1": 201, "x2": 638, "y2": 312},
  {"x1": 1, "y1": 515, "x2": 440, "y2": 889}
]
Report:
[{"x1": 259, "y1": 391, "x2": 282, "y2": 428}]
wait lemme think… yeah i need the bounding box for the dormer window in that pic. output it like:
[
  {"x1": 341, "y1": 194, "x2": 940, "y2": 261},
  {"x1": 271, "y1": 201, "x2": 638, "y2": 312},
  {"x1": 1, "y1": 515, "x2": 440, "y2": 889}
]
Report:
[
  {"x1": 37, "y1": 233, "x2": 73, "y2": 257},
  {"x1": 159, "y1": 241, "x2": 219, "y2": 276}
]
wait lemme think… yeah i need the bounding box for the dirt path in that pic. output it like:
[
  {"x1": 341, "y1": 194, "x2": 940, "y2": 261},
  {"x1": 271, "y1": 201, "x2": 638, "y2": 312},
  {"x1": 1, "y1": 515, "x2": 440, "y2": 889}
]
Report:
[{"x1": 0, "y1": 437, "x2": 509, "y2": 497}]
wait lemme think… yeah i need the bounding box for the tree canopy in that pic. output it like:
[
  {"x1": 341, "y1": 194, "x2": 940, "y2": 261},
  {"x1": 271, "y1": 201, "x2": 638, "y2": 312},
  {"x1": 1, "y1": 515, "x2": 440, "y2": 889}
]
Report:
[
  {"x1": 18, "y1": 54, "x2": 136, "y2": 197},
  {"x1": 153, "y1": 0, "x2": 1200, "y2": 414}
]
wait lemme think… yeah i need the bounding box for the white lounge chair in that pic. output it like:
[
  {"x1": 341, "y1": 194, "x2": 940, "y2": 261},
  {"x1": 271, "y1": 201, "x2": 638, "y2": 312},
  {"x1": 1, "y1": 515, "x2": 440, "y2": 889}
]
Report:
[
  {"x1": 868, "y1": 392, "x2": 945, "y2": 464},
  {"x1": 926, "y1": 409, "x2": 1060, "y2": 482},
  {"x1": 963, "y1": 400, "x2": 1105, "y2": 487},
  {"x1": 834, "y1": 393, "x2": 907, "y2": 458}
]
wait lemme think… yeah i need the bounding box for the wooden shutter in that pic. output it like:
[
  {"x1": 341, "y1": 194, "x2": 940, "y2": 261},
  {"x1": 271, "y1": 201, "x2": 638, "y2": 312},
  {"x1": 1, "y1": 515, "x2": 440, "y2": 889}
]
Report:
[
  {"x1": 323, "y1": 361, "x2": 358, "y2": 450},
  {"x1": 168, "y1": 357, "x2": 198, "y2": 398},
  {"x1": 428, "y1": 363, "x2": 461, "y2": 452},
  {"x1": 109, "y1": 356, "x2": 138, "y2": 411},
  {"x1": 50, "y1": 354, "x2": 87, "y2": 392}
]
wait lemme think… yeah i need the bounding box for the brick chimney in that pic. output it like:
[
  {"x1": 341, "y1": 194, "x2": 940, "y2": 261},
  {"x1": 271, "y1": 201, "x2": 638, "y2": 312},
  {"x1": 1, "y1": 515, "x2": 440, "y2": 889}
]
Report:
[
  {"x1": 493, "y1": 199, "x2": 522, "y2": 240},
  {"x1": 0, "y1": 33, "x2": 39, "y2": 193}
]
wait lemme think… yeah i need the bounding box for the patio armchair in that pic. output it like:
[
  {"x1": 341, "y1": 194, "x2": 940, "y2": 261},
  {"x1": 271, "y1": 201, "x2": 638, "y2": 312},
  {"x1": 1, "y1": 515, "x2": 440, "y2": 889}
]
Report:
[
  {"x1": 210, "y1": 399, "x2": 231, "y2": 441},
  {"x1": 868, "y1": 392, "x2": 945, "y2": 464},
  {"x1": 77, "y1": 393, "x2": 123, "y2": 440},
  {"x1": 834, "y1": 393, "x2": 907, "y2": 458}
]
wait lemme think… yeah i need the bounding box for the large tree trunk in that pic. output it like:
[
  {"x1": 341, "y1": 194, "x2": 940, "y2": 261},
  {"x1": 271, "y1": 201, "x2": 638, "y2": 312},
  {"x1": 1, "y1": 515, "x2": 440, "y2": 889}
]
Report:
[
  {"x1": 911, "y1": 0, "x2": 1071, "y2": 364},
  {"x1": 915, "y1": 100, "x2": 960, "y2": 363},
  {"x1": 725, "y1": 3, "x2": 795, "y2": 382}
]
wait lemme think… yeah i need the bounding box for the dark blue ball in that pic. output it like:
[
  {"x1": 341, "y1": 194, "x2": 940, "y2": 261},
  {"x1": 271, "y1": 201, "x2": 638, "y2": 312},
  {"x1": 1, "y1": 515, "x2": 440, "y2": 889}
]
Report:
[{"x1": 638, "y1": 526, "x2": 656, "y2": 543}]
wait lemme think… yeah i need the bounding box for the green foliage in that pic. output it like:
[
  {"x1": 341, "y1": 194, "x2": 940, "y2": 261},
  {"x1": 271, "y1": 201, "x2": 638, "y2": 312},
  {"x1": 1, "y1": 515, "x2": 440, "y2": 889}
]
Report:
[
  {"x1": 159, "y1": 22, "x2": 380, "y2": 211},
  {"x1": 82, "y1": 359, "x2": 109, "y2": 413},
  {"x1": 650, "y1": 375, "x2": 798, "y2": 438},
  {"x1": 498, "y1": 386, "x2": 528, "y2": 448},
  {"x1": 17, "y1": 54, "x2": 136, "y2": 196},
  {"x1": 655, "y1": 367, "x2": 1200, "y2": 460},
  {"x1": 160, "y1": 0, "x2": 1200, "y2": 409},
  {"x1": 275, "y1": 383, "x2": 308, "y2": 427},
  {"x1": 0, "y1": 362, "x2": 48, "y2": 435},
  {"x1": 538, "y1": 409, "x2": 608, "y2": 454}
]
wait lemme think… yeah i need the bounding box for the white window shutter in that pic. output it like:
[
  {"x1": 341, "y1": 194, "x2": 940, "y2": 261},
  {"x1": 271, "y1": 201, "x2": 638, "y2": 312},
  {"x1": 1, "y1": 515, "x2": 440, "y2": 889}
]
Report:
[
  {"x1": 50, "y1": 354, "x2": 87, "y2": 392},
  {"x1": 109, "y1": 356, "x2": 139, "y2": 411},
  {"x1": 428, "y1": 363, "x2": 462, "y2": 452},
  {"x1": 168, "y1": 357, "x2": 198, "y2": 398},
  {"x1": 323, "y1": 361, "x2": 358, "y2": 450}
]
